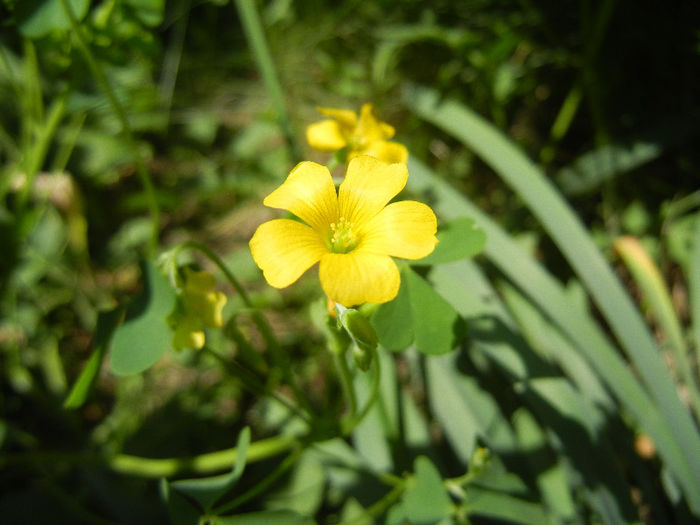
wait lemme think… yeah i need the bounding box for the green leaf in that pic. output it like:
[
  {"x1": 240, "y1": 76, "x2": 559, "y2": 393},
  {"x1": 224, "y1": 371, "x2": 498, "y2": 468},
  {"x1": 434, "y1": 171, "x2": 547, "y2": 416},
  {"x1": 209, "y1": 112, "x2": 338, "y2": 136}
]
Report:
[
  {"x1": 412, "y1": 217, "x2": 486, "y2": 266},
  {"x1": 403, "y1": 85, "x2": 700, "y2": 512},
  {"x1": 16, "y1": 0, "x2": 91, "y2": 38},
  {"x1": 110, "y1": 260, "x2": 176, "y2": 375},
  {"x1": 371, "y1": 276, "x2": 413, "y2": 351},
  {"x1": 212, "y1": 510, "x2": 316, "y2": 525},
  {"x1": 171, "y1": 427, "x2": 251, "y2": 511},
  {"x1": 159, "y1": 479, "x2": 201, "y2": 525},
  {"x1": 125, "y1": 0, "x2": 165, "y2": 27},
  {"x1": 690, "y1": 215, "x2": 700, "y2": 378},
  {"x1": 401, "y1": 456, "x2": 453, "y2": 525},
  {"x1": 371, "y1": 267, "x2": 462, "y2": 355},
  {"x1": 265, "y1": 451, "x2": 325, "y2": 516},
  {"x1": 405, "y1": 267, "x2": 462, "y2": 355},
  {"x1": 64, "y1": 307, "x2": 123, "y2": 409},
  {"x1": 464, "y1": 487, "x2": 548, "y2": 525}
]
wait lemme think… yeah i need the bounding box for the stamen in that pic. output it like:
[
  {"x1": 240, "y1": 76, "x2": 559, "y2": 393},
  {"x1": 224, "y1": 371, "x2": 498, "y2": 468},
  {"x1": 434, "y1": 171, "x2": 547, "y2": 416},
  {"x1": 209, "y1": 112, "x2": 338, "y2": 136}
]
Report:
[{"x1": 328, "y1": 217, "x2": 358, "y2": 253}]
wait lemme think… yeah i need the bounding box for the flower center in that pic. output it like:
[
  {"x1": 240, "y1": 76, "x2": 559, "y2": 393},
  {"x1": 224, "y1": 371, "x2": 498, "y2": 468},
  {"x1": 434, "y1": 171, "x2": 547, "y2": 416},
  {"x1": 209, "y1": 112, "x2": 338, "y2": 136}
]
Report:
[{"x1": 328, "y1": 217, "x2": 358, "y2": 253}]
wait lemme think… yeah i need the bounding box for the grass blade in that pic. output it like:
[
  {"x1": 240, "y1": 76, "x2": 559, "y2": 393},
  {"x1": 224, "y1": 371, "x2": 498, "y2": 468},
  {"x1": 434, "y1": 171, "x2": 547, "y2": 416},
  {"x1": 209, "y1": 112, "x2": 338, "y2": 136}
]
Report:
[{"x1": 400, "y1": 138, "x2": 700, "y2": 511}]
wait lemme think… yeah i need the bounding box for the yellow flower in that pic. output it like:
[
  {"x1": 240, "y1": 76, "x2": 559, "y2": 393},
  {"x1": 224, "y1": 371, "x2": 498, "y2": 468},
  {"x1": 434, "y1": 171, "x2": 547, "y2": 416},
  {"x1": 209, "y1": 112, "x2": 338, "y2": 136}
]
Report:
[
  {"x1": 170, "y1": 269, "x2": 227, "y2": 351},
  {"x1": 249, "y1": 156, "x2": 438, "y2": 306},
  {"x1": 306, "y1": 103, "x2": 408, "y2": 164}
]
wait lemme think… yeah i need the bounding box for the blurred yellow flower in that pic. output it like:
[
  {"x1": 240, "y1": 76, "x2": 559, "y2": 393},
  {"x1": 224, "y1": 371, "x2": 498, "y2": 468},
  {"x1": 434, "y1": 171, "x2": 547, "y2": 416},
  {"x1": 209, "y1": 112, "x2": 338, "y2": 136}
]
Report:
[
  {"x1": 306, "y1": 103, "x2": 408, "y2": 164},
  {"x1": 170, "y1": 269, "x2": 227, "y2": 351},
  {"x1": 249, "y1": 156, "x2": 437, "y2": 306}
]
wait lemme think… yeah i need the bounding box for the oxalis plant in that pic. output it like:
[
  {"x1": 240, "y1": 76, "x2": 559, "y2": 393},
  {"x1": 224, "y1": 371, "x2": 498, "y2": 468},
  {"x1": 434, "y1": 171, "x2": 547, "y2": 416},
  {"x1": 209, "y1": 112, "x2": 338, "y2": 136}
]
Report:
[
  {"x1": 103, "y1": 103, "x2": 488, "y2": 524},
  {"x1": 3, "y1": 1, "x2": 700, "y2": 524}
]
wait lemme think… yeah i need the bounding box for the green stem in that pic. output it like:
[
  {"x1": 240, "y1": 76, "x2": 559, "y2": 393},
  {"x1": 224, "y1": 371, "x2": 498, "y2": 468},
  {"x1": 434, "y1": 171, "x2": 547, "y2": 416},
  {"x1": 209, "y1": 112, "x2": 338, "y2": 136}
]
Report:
[
  {"x1": 1, "y1": 434, "x2": 297, "y2": 478},
  {"x1": 342, "y1": 345, "x2": 381, "y2": 436},
  {"x1": 179, "y1": 241, "x2": 315, "y2": 415},
  {"x1": 233, "y1": 0, "x2": 302, "y2": 163},
  {"x1": 18, "y1": 91, "x2": 68, "y2": 211},
  {"x1": 182, "y1": 241, "x2": 252, "y2": 306},
  {"x1": 334, "y1": 349, "x2": 358, "y2": 417},
  {"x1": 204, "y1": 346, "x2": 311, "y2": 424},
  {"x1": 59, "y1": 0, "x2": 161, "y2": 254}
]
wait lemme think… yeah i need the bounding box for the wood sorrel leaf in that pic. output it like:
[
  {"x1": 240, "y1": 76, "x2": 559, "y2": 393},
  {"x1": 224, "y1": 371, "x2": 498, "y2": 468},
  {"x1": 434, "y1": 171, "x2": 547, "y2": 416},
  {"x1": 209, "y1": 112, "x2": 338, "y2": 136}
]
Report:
[
  {"x1": 412, "y1": 217, "x2": 486, "y2": 266},
  {"x1": 110, "y1": 260, "x2": 176, "y2": 375},
  {"x1": 401, "y1": 456, "x2": 453, "y2": 524},
  {"x1": 372, "y1": 266, "x2": 462, "y2": 355},
  {"x1": 171, "y1": 427, "x2": 251, "y2": 511}
]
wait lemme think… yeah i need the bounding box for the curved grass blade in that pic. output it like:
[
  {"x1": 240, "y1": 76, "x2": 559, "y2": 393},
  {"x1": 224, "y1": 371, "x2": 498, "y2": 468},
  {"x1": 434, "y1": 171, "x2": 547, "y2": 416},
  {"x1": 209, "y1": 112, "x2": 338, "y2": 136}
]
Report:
[
  {"x1": 64, "y1": 307, "x2": 123, "y2": 409},
  {"x1": 613, "y1": 236, "x2": 700, "y2": 420},
  {"x1": 400, "y1": 147, "x2": 700, "y2": 511}
]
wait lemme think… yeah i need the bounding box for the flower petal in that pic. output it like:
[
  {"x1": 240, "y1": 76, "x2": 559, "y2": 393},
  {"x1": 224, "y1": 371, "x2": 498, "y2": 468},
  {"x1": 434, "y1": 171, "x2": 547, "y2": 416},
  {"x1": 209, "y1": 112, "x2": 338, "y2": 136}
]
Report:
[
  {"x1": 355, "y1": 103, "x2": 392, "y2": 142},
  {"x1": 186, "y1": 291, "x2": 227, "y2": 328},
  {"x1": 358, "y1": 201, "x2": 438, "y2": 259},
  {"x1": 351, "y1": 140, "x2": 408, "y2": 164},
  {"x1": 250, "y1": 219, "x2": 327, "y2": 288},
  {"x1": 183, "y1": 269, "x2": 216, "y2": 293},
  {"x1": 319, "y1": 252, "x2": 400, "y2": 306},
  {"x1": 172, "y1": 316, "x2": 206, "y2": 351},
  {"x1": 263, "y1": 162, "x2": 339, "y2": 230},
  {"x1": 318, "y1": 107, "x2": 357, "y2": 129},
  {"x1": 339, "y1": 156, "x2": 408, "y2": 227},
  {"x1": 306, "y1": 120, "x2": 347, "y2": 151}
]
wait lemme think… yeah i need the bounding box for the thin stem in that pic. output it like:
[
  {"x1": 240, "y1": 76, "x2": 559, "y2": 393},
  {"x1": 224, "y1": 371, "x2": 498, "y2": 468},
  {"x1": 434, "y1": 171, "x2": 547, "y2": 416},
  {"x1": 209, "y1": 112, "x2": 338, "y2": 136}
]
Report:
[
  {"x1": 182, "y1": 241, "x2": 252, "y2": 305},
  {"x1": 342, "y1": 345, "x2": 382, "y2": 436},
  {"x1": 18, "y1": 91, "x2": 68, "y2": 211},
  {"x1": 334, "y1": 349, "x2": 358, "y2": 417},
  {"x1": 178, "y1": 241, "x2": 315, "y2": 415},
  {"x1": 59, "y1": 0, "x2": 161, "y2": 254},
  {"x1": 233, "y1": 0, "x2": 302, "y2": 163},
  {"x1": 1, "y1": 434, "x2": 298, "y2": 478},
  {"x1": 204, "y1": 346, "x2": 312, "y2": 425}
]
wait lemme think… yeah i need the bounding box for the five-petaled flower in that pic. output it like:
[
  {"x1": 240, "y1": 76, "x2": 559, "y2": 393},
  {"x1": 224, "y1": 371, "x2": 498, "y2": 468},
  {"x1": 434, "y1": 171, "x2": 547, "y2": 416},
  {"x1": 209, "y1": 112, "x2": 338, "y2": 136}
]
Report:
[
  {"x1": 249, "y1": 156, "x2": 438, "y2": 306},
  {"x1": 169, "y1": 269, "x2": 227, "y2": 351},
  {"x1": 306, "y1": 103, "x2": 408, "y2": 164}
]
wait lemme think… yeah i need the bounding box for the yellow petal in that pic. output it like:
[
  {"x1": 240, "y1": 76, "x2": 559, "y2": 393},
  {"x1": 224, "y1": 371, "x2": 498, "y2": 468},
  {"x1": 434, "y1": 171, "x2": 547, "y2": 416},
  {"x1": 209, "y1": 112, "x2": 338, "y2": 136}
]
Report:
[
  {"x1": 359, "y1": 201, "x2": 438, "y2": 259},
  {"x1": 306, "y1": 120, "x2": 347, "y2": 151},
  {"x1": 339, "y1": 156, "x2": 408, "y2": 227},
  {"x1": 355, "y1": 104, "x2": 393, "y2": 142},
  {"x1": 173, "y1": 317, "x2": 205, "y2": 351},
  {"x1": 187, "y1": 290, "x2": 227, "y2": 328},
  {"x1": 183, "y1": 269, "x2": 216, "y2": 293},
  {"x1": 250, "y1": 219, "x2": 327, "y2": 288},
  {"x1": 263, "y1": 162, "x2": 339, "y2": 231},
  {"x1": 380, "y1": 122, "x2": 395, "y2": 139},
  {"x1": 318, "y1": 107, "x2": 357, "y2": 129},
  {"x1": 319, "y1": 252, "x2": 400, "y2": 306},
  {"x1": 351, "y1": 140, "x2": 408, "y2": 164}
]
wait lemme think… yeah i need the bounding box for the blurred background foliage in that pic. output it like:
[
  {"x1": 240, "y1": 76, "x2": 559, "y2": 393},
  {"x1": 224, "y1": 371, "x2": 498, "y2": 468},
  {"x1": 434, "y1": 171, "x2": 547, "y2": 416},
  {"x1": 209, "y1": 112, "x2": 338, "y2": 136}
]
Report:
[{"x1": 1, "y1": 0, "x2": 699, "y2": 523}]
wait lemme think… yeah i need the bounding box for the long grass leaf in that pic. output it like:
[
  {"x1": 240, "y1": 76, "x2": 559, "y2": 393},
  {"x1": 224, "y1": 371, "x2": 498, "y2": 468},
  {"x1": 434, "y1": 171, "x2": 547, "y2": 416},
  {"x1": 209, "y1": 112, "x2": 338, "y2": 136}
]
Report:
[
  {"x1": 429, "y1": 260, "x2": 638, "y2": 523},
  {"x1": 613, "y1": 236, "x2": 700, "y2": 420},
  {"x1": 400, "y1": 146, "x2": 700, "y2": 511}
]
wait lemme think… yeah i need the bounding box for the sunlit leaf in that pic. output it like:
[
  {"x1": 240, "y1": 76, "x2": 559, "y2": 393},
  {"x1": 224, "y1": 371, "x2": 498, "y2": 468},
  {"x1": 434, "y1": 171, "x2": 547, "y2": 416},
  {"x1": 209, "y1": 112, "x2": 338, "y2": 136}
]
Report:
[
  {"x1": 401, "y1": 456, "x2": 453, "y2": 525},
  {"x1": 412, "y1": 217, "x2": 486, "y2": 266},
  {"x1": 372, "y1": 267, "x2": 462, "y2": 355},
  {"x1": 16, "y1": 0, "x2": 91, "y2": 38},
  {"x1": 405, "y1": 267, "x2": 461, "y2": 355}
]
